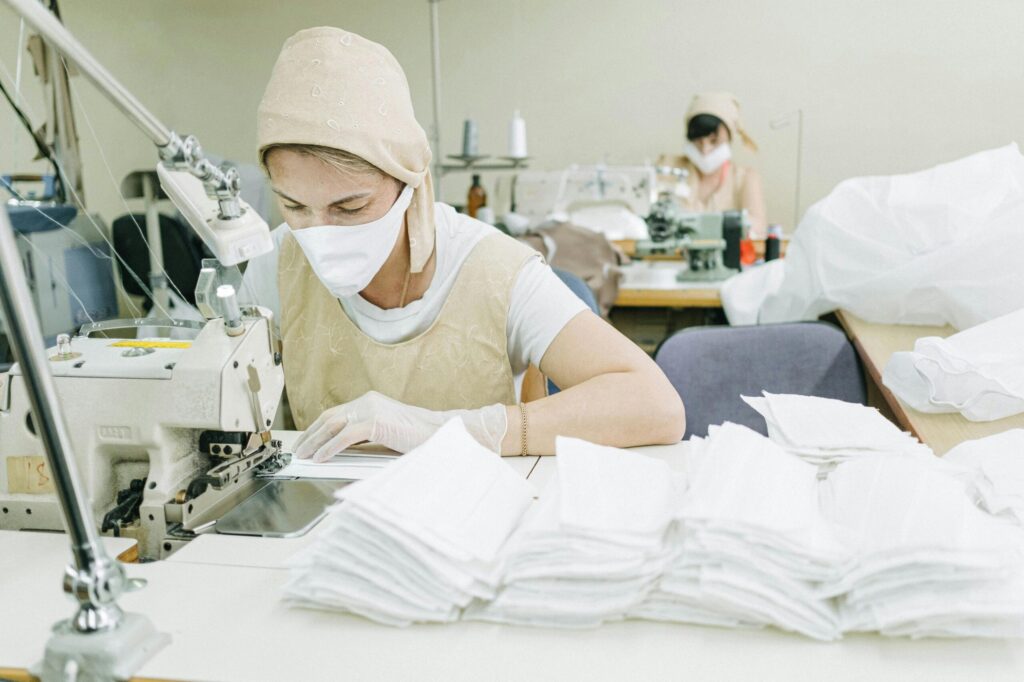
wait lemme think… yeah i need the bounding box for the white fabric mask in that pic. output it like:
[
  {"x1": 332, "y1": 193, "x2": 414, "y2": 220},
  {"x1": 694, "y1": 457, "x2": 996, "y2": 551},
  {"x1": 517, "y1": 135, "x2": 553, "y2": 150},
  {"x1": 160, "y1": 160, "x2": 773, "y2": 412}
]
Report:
[
  {"x1": 289, "y1": 184, "x2": 413, "y2": 298},
  {"x1": 684, "y1": 141, "x2": 732, "y2": 175}
]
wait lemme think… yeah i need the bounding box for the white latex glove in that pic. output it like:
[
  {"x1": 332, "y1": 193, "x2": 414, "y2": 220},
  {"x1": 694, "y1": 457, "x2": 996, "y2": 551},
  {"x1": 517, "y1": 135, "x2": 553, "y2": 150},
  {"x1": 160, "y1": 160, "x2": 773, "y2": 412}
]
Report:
[{"x1": 292, "y1": 391, "x2": 508, "y2": 461}]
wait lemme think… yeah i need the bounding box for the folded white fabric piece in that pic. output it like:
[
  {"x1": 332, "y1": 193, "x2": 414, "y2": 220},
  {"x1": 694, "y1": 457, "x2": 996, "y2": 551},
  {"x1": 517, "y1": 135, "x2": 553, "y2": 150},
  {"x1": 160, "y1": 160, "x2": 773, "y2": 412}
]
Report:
[
  {"x1": 284, "y1": 418, "x2": 534, "y2": 625},
  {"x1": 469, "y1": 439, "x2": 680, "y2": 628},
  {"x1": 883, "y1": 307, "x2": 1024, "y2": 421},
  {"x1": 942, "y1": 429, "x2": 1024, "y2": 524},
  {"x1": 743, "y1": 392, "x2": 931, "y2": 466},
  {"x1": 270, "y1": 452, "x2": 397, "y2": 480}
]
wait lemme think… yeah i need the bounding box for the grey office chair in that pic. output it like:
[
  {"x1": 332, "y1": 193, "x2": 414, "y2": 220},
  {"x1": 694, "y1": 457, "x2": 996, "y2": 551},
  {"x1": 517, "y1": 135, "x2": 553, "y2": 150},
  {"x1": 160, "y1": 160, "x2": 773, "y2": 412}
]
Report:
[
  {"x1": 655, "y1": 322, "x2": 866, "y2": 439},
  {"x1": 548, "y1": 268, "x2": 600, "y2": 395}
]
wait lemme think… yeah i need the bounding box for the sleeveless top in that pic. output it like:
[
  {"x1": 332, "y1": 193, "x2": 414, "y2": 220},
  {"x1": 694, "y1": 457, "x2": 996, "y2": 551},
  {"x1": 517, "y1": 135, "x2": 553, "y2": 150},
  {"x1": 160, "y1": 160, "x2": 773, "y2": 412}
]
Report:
[{"x1": 278, "y1": 230, "x2": 538, "y2": 429}]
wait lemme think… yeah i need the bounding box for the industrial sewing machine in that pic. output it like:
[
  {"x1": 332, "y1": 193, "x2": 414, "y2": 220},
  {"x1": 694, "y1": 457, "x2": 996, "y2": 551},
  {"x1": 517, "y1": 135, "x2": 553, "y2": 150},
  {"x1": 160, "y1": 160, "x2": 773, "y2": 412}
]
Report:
[
  {"x1": 0, "y1": 0, "x2": 311, "y2": 563},
  {"x1": 0, "y1": 271, "x2": 291, "y2": 559},
  {"x1": 636, "y1": 196, "x2": 748, "y2": 282}
]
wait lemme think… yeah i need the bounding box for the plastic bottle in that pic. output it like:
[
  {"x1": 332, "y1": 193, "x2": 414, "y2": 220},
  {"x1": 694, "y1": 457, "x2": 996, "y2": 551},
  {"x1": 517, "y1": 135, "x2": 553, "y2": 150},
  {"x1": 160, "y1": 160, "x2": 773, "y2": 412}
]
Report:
[
  {"x1": 765, "y1": 223, "x2": 782, "y2": 261},
  {"x1": 467, "y1": 174, "x2": 487, "y2": 218}
]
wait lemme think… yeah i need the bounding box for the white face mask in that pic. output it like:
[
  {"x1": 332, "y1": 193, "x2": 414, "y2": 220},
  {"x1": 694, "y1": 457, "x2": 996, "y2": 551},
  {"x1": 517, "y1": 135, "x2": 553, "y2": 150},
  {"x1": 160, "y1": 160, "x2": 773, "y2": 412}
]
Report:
[
  {"x1": 289, "y1": 184, "x2": 413, "y2": 298},
  {"x1": 684, "y1": 140, "x2": 732, "y2": 175}
]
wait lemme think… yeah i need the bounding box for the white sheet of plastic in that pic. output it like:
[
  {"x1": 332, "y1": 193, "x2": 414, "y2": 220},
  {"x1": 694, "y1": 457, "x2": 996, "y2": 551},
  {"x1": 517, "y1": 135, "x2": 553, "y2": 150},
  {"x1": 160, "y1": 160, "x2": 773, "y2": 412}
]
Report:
[
  {"x1": 721, "y1": 143, "x2": 1024, "y2": 329},
  {"x1": 882, "y1": 306, "x2": 1024, "y2": 421}
]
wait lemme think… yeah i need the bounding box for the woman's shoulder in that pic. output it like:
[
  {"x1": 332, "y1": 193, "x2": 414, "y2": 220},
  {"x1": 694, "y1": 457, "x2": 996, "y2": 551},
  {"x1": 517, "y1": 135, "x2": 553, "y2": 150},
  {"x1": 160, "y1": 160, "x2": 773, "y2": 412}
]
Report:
[{"x1": 435, "y1": 204, "x2": 537, "y2": 270}]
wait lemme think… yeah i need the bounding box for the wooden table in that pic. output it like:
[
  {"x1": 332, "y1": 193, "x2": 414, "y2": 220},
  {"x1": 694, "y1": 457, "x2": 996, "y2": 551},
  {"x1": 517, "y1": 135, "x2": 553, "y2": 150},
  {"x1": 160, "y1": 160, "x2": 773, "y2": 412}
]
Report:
[
  {"x1": 612, "y1": 238, "x2": 789, "y2": 261},
  {"x1": 836, "y1": 309, "x2": 1024, "y2": 455},
  {"x1": 614, "y1": 286, "x2": 722, "y2": 308}
]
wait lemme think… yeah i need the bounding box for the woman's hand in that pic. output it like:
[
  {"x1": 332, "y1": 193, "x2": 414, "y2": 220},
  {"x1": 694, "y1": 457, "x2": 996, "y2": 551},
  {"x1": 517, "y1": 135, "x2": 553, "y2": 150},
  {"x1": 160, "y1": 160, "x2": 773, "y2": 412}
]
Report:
[{"x1": 292, "y1": 391, "x2": 508, "y2": 461}]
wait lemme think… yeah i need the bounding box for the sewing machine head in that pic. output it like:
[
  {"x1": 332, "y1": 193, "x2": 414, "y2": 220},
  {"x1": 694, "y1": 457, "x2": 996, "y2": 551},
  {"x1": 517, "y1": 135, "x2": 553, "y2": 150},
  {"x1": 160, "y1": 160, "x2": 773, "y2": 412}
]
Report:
[
  {"x1": 638, "y1": 203, "x2": 748, "y2": 282},
  {"x1": 0, "y1": 304, "x2": 285, "y2": 559}
]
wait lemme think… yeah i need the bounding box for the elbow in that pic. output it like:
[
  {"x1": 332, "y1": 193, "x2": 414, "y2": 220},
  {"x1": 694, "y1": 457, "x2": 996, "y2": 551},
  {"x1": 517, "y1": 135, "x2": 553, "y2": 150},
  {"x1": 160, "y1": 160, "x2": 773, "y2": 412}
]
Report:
[
  {"x1": 630, "y1": 364, "x2": 688, "y2": 444},
  {"x1": 652, "y1": 393, "x2": 686, "y2": 444},
  {"x1": 639, "y1": 370, "x2": 686, "y2": 444}
]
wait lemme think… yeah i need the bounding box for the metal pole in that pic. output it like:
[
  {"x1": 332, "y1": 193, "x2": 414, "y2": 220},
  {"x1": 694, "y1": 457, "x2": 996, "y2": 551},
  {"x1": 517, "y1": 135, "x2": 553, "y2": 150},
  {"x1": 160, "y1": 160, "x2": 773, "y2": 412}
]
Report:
[
  {"x1": 428, "y1": 0, "x2": 444, "y2": 200},
  {"x1": 0, "y1": 206, "x2": 126, "y2": 633},
  {"x1": 2, "y1": 0, "x2": 172, "y2": 147},
  {"x1": 794, "y1": 109, "x2": 803, "y2": 230}
]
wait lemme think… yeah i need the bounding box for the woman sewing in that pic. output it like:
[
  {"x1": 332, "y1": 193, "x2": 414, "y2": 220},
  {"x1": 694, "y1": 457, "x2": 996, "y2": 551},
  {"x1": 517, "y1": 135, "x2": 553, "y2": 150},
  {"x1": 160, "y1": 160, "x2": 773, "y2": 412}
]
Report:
[
  {"x1": 242, "y1": 27, "x2": 685, "y2": 461},
  {"x1": 658, "y1": 91, "x2": 768, "y2": 239}
]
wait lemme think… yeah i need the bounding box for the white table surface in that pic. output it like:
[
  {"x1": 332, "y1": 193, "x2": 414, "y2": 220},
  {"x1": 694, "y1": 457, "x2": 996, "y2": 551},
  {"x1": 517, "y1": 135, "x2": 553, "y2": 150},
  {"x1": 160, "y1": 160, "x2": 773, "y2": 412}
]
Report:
[
  {"x1": 618, "y1": 261, "x2": 723, "y2": 291},
  {"x1": 4, "y1": 440, "x2": 1024, "y2": 682}
]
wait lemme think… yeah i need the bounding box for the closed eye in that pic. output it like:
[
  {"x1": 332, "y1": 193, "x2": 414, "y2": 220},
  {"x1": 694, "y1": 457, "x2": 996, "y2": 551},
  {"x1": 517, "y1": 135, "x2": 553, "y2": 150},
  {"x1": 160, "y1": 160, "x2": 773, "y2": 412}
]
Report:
[{"x1": 333, "y1": 204, "x2": 368, "y2": 214}]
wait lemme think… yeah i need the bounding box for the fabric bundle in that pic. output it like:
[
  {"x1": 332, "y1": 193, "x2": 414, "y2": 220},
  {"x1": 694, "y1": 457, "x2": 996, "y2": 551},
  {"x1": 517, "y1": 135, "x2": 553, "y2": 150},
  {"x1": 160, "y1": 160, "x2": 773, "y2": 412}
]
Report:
[
  {"x1": 634, "y1": 423, "x2": 847, "y2": 640},
  {"x1": 284, "y1": 408, "x2": 1024, "y2": 641},
  {"x1": 822, "y1": 455, "x2": 1024, "y2": 637},
  {"x1": 742, "y1": 392, "x2": 931, "y2": 467},
  {"x1": 283, "y1": 419, "x2": 533, "y2": 626},
  {"x1": 466, "y1": 437, "x2": 680, "y2": 627},
  {"x1": 883, "y1": 307, "x2": 1024, "y2": 422}
]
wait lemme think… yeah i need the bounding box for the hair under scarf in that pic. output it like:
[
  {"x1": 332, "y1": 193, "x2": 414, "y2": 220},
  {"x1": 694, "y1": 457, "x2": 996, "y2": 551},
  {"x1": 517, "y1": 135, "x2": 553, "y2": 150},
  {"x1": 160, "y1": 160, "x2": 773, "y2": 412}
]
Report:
[
  {"x1": 257, "y1": 27, "x2": 436, "y2": 273},
  {"x1": 685, "y1": 91, "x2": 758, "y2": 152}
]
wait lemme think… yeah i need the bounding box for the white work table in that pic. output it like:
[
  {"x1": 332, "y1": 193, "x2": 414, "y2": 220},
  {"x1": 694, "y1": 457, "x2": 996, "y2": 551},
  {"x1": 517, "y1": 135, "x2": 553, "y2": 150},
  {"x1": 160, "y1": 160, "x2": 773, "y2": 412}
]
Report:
[{"x1": 2, "y1": 439, "x2": 1023, "y2": 682}]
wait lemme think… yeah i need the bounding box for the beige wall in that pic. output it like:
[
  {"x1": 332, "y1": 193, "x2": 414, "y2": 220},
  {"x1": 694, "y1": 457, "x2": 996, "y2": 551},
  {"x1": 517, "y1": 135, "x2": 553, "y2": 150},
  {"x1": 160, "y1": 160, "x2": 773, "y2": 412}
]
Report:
[{"x1": 2, "y1": 0, "x2": 1022, "y2": 231}]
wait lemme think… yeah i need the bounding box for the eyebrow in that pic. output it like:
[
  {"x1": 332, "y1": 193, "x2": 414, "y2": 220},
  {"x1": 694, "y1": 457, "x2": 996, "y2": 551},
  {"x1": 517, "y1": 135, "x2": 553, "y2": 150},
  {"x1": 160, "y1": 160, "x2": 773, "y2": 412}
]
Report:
[{"x1": 271, "y1": 188, "x2": 372, "y2": 206}]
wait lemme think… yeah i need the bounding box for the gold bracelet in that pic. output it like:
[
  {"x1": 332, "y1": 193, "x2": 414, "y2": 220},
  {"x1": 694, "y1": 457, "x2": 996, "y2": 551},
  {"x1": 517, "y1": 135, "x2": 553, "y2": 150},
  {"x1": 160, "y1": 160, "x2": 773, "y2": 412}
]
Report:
[{"x1": 519, "y1": 402, "x2": 529, "y2": 457}]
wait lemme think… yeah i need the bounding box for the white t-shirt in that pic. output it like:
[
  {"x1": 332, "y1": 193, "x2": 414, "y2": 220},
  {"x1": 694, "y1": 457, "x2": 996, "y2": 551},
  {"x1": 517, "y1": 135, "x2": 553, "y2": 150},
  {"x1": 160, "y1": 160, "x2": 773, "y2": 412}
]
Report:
[{"x1": 240, "y1": 202, "x2": 588, "y2": 378}]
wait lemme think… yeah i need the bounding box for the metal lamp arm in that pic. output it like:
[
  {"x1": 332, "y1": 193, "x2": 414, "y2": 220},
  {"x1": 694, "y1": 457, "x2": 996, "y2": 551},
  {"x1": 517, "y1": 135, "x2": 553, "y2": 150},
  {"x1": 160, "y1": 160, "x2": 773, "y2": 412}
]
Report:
[{"x1": 3, "y1": 0, "x2": 244, "y2": 220}]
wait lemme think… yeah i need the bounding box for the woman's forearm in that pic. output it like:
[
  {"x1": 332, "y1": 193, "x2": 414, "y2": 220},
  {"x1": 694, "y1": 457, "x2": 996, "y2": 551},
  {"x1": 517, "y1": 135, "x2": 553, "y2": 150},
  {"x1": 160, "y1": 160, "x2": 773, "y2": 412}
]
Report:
[{"x1": 499, "y1": 368, "x2": 686, "y2": 456}]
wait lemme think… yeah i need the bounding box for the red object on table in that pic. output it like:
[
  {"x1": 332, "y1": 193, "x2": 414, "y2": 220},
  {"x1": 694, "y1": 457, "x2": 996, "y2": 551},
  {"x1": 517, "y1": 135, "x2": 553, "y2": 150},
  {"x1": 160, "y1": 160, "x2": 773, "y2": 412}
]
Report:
[{"x1": 739, "y1": 238, "x2": 757, "y2": 266}]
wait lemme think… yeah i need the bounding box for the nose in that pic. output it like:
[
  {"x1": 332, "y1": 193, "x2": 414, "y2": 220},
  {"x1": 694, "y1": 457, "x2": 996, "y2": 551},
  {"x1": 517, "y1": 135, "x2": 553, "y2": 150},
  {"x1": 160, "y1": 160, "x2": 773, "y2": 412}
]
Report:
[{"x1": 697, "y1": 138, "x2": 715, "y2": 154}]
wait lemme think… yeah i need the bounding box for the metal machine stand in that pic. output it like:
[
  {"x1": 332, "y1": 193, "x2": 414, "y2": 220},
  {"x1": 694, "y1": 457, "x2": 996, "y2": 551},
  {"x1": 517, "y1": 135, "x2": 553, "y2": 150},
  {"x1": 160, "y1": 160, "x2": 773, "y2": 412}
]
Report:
[{"x1": 0, "y1": 205, "x2": 169, "y2": 680}]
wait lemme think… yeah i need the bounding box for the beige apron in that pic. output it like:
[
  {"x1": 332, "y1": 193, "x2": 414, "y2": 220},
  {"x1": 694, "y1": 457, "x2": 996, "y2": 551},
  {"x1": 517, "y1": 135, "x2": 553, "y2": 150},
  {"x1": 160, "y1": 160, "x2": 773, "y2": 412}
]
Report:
[{"x1": 278, "y1": 231, "x2": 538, "y2": 429}]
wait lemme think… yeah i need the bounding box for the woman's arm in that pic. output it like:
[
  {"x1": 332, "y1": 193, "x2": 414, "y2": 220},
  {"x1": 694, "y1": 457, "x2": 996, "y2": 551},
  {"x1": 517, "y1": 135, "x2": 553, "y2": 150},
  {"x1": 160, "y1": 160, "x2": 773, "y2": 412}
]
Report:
[
  {"x1": 499, "y1": 310, "x2": 686, "y2": 455},
  {"x1": 741, "y1": 166, "x2": 768, "y2": 240}
]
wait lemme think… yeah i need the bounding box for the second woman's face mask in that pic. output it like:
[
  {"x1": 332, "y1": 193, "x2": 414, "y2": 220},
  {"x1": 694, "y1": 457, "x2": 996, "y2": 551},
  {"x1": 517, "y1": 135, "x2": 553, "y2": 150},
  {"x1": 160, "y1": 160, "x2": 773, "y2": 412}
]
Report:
[
  {"x1": 684, "y1": 140, "x2": 732, "y2": 175},
  {"x1": 290, "y1": 184, "x2": 413, "y2": 298}
]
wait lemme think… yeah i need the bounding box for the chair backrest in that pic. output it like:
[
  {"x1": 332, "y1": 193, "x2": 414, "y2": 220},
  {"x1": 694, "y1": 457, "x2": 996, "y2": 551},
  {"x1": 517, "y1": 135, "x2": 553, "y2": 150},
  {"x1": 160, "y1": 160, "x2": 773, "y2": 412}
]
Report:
[
  {"x1": 112, "y1": 213, "x2": 204, "y2": 307},
  {"x1": 655, "y1": 322, "x2": 866, "y2": 439},
  {"x1": 547, "y1": 268, "x2": 600, "y2": 395}
]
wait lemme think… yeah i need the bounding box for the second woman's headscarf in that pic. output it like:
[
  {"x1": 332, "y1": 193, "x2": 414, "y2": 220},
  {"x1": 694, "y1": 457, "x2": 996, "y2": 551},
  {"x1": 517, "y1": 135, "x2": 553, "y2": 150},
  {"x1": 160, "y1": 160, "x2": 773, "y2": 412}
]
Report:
[
  {"x1": 257, "y1": 27, "x2": 435, "y2": 273},
  {"x1": 686, "y1": 91, "x2": 758, "y2": 152}
]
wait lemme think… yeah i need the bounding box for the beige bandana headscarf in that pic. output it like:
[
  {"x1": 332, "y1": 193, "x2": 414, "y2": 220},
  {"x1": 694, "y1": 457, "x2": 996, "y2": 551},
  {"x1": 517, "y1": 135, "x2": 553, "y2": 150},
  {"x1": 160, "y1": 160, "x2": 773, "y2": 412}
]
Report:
[
  {"x1": 257, "y1": 27, "x2": 435, "y2": 273},
  {"x1": 686, "y1": 91, "x2": 758, "y2": 152}
]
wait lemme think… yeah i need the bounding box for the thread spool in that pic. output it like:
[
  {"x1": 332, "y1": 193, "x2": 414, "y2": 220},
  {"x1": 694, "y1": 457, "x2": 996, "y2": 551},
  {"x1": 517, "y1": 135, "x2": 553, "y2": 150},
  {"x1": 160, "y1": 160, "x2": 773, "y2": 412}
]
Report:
[
  {"x1": 462, "y1": 119, "x2": 479, "y2": 157},
  {"x1": 507, "y1": 111, "x2": 527, "y2": 159}
]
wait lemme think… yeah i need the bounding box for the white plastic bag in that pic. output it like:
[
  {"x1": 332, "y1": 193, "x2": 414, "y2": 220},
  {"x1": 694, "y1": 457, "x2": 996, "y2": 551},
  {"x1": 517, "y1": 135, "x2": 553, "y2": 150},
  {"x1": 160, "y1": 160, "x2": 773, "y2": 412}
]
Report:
[{"x1": 725, "y1": 143, "x2": 1024, "y2": 329}]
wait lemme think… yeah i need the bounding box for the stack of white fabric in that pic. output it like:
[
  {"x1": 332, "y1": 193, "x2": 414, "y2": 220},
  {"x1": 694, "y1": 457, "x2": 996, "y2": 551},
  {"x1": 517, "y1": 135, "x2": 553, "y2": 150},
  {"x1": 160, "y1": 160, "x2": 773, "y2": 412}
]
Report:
[
  {"x1": 466, "y1": 437, "x2": 680, "y2": 627},
  {"x1": 743, "y1": 392, "x2": 932, "y2": 467},
  {"x1": 634, "y1": 423, "x2": 848, "y2": 640},
  {"x1": 283, "y1": 419, "x2": 533, "y2": 626},
  {"x1": 883, "y1": 307, "x2": 1024, "y2": 422},
  {"x1": 942, "y1": 430, "x2": 1024, "y2": 525},
  {"x1": 822, "y1": 455, "x2": 1024, "y2": 637}
]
